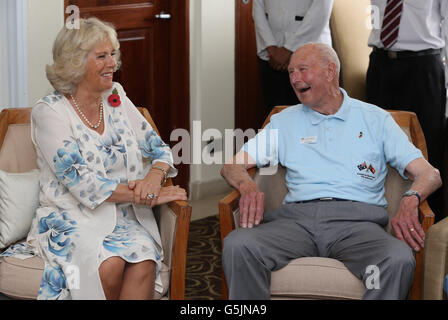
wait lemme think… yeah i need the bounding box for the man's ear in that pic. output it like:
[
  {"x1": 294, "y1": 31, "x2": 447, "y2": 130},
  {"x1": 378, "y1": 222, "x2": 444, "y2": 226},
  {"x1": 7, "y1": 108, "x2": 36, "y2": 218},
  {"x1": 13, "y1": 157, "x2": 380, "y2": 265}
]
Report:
[{"x1": 326, "y1": 62, "x2": 337, "y2": 82}]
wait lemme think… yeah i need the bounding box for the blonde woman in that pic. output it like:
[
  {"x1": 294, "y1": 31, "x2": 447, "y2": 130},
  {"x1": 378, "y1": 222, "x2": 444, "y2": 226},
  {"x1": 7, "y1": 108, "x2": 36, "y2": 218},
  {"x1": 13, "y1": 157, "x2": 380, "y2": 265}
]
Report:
[{"x1": 1, "y1": 17, "x2": 187, "y2": 300}]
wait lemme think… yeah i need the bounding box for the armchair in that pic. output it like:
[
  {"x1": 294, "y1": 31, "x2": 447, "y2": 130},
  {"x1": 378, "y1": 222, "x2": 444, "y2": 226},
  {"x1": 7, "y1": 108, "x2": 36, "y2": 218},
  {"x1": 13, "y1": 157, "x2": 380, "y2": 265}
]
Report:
[
  {"x1": 0, "y1": 107, "x2": 191, "y2": 300},
  {"x1": 423, "y1": 216, "x2": 448, "y2": 299},
  {"x1": 219, "y1": 106, "x2": 434, "y2": 300}
]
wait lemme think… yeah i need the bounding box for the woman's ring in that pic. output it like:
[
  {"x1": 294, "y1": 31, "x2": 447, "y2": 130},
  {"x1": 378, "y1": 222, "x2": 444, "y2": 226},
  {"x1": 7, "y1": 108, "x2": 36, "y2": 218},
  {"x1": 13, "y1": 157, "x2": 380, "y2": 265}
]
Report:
[
  {"x1": 410, "y1": 228, "x2": 415, "y2": 232},
  {"x1": 147, "y1": 193, "x2": 155, "y2": 199}
]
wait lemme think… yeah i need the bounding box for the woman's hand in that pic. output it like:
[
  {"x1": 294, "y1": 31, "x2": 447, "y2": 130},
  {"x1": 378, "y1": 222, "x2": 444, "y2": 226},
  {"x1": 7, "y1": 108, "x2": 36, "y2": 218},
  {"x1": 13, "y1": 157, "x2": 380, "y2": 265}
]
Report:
[
  {"x1": 128, "y1": 169, "x2": 164, "y2": 207},
  {"x1": 128, "y1": 179, "x2": 187, "y2": 207},
  {"x1": 153, "y1": 185, "x2": 188, "y2": 205}
]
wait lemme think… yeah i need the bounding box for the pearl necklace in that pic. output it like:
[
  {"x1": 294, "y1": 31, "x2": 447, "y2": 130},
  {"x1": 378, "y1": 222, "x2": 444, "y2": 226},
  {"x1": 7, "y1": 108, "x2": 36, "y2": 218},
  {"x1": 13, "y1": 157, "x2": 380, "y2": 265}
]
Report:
[{"x1": 70, "y1": 94, "x2": 103, "y2": 129}]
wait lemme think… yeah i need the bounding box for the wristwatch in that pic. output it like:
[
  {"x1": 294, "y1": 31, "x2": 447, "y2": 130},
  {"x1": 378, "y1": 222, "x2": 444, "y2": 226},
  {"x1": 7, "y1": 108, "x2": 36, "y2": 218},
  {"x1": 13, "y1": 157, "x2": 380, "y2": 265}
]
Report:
[{"x1": 402, "y1": 190, "x2": 421, "y2": 205}]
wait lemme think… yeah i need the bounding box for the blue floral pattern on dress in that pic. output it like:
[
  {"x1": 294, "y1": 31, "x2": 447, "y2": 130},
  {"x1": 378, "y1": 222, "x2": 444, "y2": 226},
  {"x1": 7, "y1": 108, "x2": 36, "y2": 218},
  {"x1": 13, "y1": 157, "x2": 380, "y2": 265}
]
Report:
[
  {"x1": 138, "y1": 124, "x2": 171, "y2": 162},
  {"x1": 0, "y1": 242, "x2": 35, "y2": 258},
  {"x1": 38, "y1": 211, "x2": 77, "y2": 262},
  {"x1": 42, "y1": 91, "x2": 63, "y2": 105},
  {"x1": 95, "y1": 115, "x2": 126, "y2": 172},
  {"x1": 38, "y1": 265, "x2": 67, "y2": 300},
  {"x1": 53, "y1": 140, "x2": 86, "y2": 188},
  {"x1": 102, "y1": 207, "x2": 161, "y2": 263}
]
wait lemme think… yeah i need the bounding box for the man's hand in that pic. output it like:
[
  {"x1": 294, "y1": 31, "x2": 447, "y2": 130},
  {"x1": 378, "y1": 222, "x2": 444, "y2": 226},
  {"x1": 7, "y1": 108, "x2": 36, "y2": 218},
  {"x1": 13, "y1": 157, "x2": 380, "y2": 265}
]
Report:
[
  {"x1": 238, "y1": 180, "x2": 264, "y2": 228},
  {"x1": 392, "y1": 157, "x2": 442, "y2": 252},
  {"x1": 391, "y1": 195, "x2": 425, "y2": 252},
  {"x1": 268, "y1": 46, "x2": 292, "y2": 71},
  {"x1": 221, "y1": 151, "x2": 264, "y2": 228}
]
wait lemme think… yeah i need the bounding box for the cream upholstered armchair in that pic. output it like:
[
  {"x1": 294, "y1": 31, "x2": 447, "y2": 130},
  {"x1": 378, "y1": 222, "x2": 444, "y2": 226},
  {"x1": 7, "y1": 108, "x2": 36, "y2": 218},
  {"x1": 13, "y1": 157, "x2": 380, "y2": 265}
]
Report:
[
  {"x1": 219, "y1": 106, "x2": 434, "y2": 300},
  {"x1": 423, "y1": 215, "x2": 448, "y2": 299},
  {"x1": 0, "y1": 107, "x2": 191, "y2": 300}
]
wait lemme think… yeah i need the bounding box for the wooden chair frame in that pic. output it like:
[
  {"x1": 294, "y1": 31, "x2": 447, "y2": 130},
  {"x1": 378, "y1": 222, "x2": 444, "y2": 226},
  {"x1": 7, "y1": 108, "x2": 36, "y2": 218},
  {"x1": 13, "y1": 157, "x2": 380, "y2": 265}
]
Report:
[
  {"x1": 0, "y1": 107, "x2": 191, "y2": 300},
  {"x1": 219, "y1": 106, "x2": 435, "y2": 300}
]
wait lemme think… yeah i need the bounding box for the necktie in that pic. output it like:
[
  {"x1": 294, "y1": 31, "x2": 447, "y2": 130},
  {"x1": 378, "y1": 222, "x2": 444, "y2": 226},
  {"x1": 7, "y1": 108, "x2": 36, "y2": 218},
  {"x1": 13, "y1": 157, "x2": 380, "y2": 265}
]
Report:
[{"x1": 380, "y1": 0, "x2": 404, "y2": 49}]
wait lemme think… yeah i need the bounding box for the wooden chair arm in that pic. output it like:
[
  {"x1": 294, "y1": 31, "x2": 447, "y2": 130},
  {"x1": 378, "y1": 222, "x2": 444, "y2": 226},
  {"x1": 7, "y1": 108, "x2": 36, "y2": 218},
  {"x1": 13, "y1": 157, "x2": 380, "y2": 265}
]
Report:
[
  {"x1": 166, "y1": 198, "x2": 191, "y2": 300},
  {"x1": 161, "y1": 177, "x2": 191, "y2": 299},
  {"x1": 418, "y1": 200, "x2": 435, "y2": 231},
  {"x1": 219, "y1": 190, "x2": 240, "y2": 243},
  {"x1": 409, "y1": 200, "x2": 435, "y2": 300}
]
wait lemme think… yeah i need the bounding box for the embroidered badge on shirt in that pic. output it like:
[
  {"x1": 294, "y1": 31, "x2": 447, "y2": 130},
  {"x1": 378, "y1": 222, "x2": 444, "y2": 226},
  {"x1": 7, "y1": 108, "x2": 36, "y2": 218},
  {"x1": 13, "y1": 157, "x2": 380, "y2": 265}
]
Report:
[
  {"x1": 357, "y1": 161, "x2": 376, "y2": 181},
  {"x1": 300, "y1": 136, "x2": 317, "y2": 144}
]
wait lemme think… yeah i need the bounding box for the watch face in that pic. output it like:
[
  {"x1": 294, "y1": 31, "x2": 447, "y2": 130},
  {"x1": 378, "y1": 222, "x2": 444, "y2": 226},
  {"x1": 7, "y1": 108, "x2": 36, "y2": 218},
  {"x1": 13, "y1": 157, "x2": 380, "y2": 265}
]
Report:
[{"x1": 403, "y1": 190, "x2": 420, "y2": 204}]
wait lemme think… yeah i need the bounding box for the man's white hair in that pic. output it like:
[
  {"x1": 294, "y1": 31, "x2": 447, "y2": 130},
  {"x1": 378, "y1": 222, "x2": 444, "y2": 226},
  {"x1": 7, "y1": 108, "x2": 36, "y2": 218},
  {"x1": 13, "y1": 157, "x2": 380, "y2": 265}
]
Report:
[{"x1": 305, "y1": 43, "x2": 341, "y2": 78}]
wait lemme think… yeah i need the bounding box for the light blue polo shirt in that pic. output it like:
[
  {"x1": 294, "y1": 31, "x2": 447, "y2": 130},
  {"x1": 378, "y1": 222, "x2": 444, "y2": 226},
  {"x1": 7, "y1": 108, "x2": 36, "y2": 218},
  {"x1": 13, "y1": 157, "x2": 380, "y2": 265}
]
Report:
[{"x1": 244, "y1": 88, "x2": 423, "y2": 207}]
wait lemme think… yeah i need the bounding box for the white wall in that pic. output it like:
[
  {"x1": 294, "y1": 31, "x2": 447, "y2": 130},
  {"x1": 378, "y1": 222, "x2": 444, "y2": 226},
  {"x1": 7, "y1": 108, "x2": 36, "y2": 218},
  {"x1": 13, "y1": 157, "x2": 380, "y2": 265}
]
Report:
[
  {"x1": 0, "y1": 0, "x2": 63, "y2": 110},
  {"x1": 0, "y1": 0, "x2": 28, "y2": 109},
  {"x1": 26, "y1": 0, "x2": 64, "y2": 106},
  {"x1": 189, "y1": 0, "x2": 235, "y2": 199},
  {"x1": 0, "y1": 3, "x2": 8, "y2": 108}
]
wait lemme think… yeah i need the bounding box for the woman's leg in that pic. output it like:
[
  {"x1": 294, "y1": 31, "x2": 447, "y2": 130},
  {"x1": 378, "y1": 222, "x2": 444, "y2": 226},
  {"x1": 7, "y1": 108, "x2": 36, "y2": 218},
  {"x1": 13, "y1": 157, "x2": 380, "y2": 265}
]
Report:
[
  {"x1": 98, "y1": 256, "x2": 127, "y2": 300},
  {"x1": 119, "y1": 260, "x2": 156, "y2": 300}
]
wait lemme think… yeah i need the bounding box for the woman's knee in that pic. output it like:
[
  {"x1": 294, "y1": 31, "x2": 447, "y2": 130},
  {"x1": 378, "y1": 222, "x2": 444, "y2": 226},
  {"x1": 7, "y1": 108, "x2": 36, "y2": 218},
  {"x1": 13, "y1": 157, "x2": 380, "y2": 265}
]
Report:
[
  {"x1": 128, "y1": 260, "x2": 156, "y2": 283},
  {"x1": 99, "y1": 257, "x2": 126, "y2": 298}
]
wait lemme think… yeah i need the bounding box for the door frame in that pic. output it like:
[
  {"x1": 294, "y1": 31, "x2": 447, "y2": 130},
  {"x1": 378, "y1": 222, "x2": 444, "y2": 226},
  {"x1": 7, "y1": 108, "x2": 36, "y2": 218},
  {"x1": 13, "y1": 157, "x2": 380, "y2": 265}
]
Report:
[
  {"x1": 235, "y1": 0, "x2": 265, "y2": 132},
  {"x1": 63, "y1": 0, "x2": 190, "y2": 191}
]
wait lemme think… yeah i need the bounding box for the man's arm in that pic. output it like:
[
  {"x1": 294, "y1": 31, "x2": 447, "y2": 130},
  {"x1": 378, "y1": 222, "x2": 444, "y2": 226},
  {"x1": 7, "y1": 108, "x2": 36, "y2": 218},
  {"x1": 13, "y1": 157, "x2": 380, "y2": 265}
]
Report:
[
  {"x1": 391, "y1": 158, "x2": 442, "y2": 252},
  {"x1": 221, "y1": 151, "x2": 265, "y2": 228},
  {"x1": 253, "y1": 0, "x2": 277, "y2": 57}
]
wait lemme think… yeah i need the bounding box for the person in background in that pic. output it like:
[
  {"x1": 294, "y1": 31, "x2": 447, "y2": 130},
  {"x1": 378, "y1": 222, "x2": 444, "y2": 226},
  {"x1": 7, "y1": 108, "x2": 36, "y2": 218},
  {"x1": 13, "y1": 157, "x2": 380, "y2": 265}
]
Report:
[{"x1": 366, "y1": 0, "x2": 448, "y2": 221}]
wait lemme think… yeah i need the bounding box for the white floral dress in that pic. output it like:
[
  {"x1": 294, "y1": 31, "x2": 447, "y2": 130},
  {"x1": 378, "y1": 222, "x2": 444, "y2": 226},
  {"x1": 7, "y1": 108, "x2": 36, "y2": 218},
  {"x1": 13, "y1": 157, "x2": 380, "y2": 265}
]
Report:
[{"x1": 0, "y1": 82, "x2": 177, "y2": 299}]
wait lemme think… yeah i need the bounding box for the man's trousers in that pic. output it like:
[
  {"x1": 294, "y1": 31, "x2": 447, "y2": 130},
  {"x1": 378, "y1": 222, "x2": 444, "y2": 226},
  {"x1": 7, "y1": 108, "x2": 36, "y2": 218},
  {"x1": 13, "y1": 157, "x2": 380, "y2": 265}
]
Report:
[{"x1": 222, "y1": 201, "x2": 415, "y2": 300}]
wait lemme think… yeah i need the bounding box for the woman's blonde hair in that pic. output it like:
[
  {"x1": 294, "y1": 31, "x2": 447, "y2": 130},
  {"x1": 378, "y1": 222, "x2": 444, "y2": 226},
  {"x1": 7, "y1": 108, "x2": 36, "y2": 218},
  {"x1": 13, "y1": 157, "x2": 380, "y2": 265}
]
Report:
[{"x1": 46, "y1": 17, "x2": 121, "y2": 94}]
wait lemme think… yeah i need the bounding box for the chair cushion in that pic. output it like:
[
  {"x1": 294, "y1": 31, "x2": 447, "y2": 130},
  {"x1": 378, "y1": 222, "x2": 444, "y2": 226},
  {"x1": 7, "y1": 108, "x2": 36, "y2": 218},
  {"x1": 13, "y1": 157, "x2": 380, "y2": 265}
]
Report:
[
  {"x1": 270, "y1": 257, "x2": 365, "y2": 299},
  {"x1": 0, "y1": 254, "x2": 170, "y2": 299},
  {"x1": 0, "y1": 169, "x2": 40, "y2": 248}
]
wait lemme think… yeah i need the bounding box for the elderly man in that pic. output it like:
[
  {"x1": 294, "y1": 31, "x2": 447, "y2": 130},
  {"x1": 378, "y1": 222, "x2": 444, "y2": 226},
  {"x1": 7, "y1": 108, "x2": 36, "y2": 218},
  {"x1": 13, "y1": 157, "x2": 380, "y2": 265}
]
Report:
[{"x1": 221, "y1": 43, "x2": 442, "y2": 300}]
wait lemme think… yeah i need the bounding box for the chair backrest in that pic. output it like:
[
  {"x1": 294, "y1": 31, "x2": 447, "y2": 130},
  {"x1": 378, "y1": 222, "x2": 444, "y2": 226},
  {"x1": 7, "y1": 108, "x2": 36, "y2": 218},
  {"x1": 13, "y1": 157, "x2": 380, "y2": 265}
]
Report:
[
  {"x1": 254, "y1": 106, "x2": 428, "y2": 234},
  {"x1": 0, "y1": 107, "x2": 162, "y2": 173},
  {"x1": 330, "y1": 0, "x2": 372, "y2": 101},
  {"x1": 0, "y1": 108, "x2": 36, "y2": 173}
]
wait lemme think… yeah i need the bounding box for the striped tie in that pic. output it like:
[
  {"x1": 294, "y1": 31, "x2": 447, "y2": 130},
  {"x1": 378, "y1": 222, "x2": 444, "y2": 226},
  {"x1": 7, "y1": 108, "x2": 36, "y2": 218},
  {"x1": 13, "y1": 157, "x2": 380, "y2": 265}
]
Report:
[{"x1": 380, "y1": 0, "x2": 404, "y2": 49}]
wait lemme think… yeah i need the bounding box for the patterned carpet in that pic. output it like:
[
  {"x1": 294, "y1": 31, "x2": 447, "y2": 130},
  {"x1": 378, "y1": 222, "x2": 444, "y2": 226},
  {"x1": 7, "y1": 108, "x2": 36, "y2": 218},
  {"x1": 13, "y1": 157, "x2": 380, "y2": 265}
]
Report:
[{"x1": 185, "y1": 215, "x2": 222, "y2": 300}]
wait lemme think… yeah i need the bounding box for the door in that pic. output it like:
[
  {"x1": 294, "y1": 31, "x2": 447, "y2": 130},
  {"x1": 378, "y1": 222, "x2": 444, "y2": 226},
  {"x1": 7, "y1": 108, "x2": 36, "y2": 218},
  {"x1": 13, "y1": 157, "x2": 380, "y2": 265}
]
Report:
[
  {"x1": 235, "y1": 0, "x2": 265, "y2": 131},
  {"x1": 65, "y1": 0, "x2": 190, "y2": 190}
]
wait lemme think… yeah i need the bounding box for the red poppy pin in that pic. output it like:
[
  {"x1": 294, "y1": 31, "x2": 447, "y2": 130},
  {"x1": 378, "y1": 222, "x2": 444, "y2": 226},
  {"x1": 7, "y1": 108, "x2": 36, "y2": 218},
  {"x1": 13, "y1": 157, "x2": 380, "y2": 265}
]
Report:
[{"x1": 108, "y1": 88, "x2": 121, "y2": 107}]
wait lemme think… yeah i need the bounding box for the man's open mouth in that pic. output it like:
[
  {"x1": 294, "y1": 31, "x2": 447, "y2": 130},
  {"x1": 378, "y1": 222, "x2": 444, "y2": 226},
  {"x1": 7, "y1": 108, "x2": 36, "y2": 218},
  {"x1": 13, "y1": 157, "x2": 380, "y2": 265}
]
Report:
[{"x1": 298, "y1": 87, "x2": 311, "y2": 93}]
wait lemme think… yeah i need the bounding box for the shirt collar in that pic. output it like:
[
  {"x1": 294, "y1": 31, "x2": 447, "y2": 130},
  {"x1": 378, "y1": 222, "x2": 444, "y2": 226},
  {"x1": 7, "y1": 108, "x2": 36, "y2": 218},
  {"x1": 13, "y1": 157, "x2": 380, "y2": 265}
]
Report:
[{"x1": 306, "y1": 88, "x2": 351, "y2": 125}]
